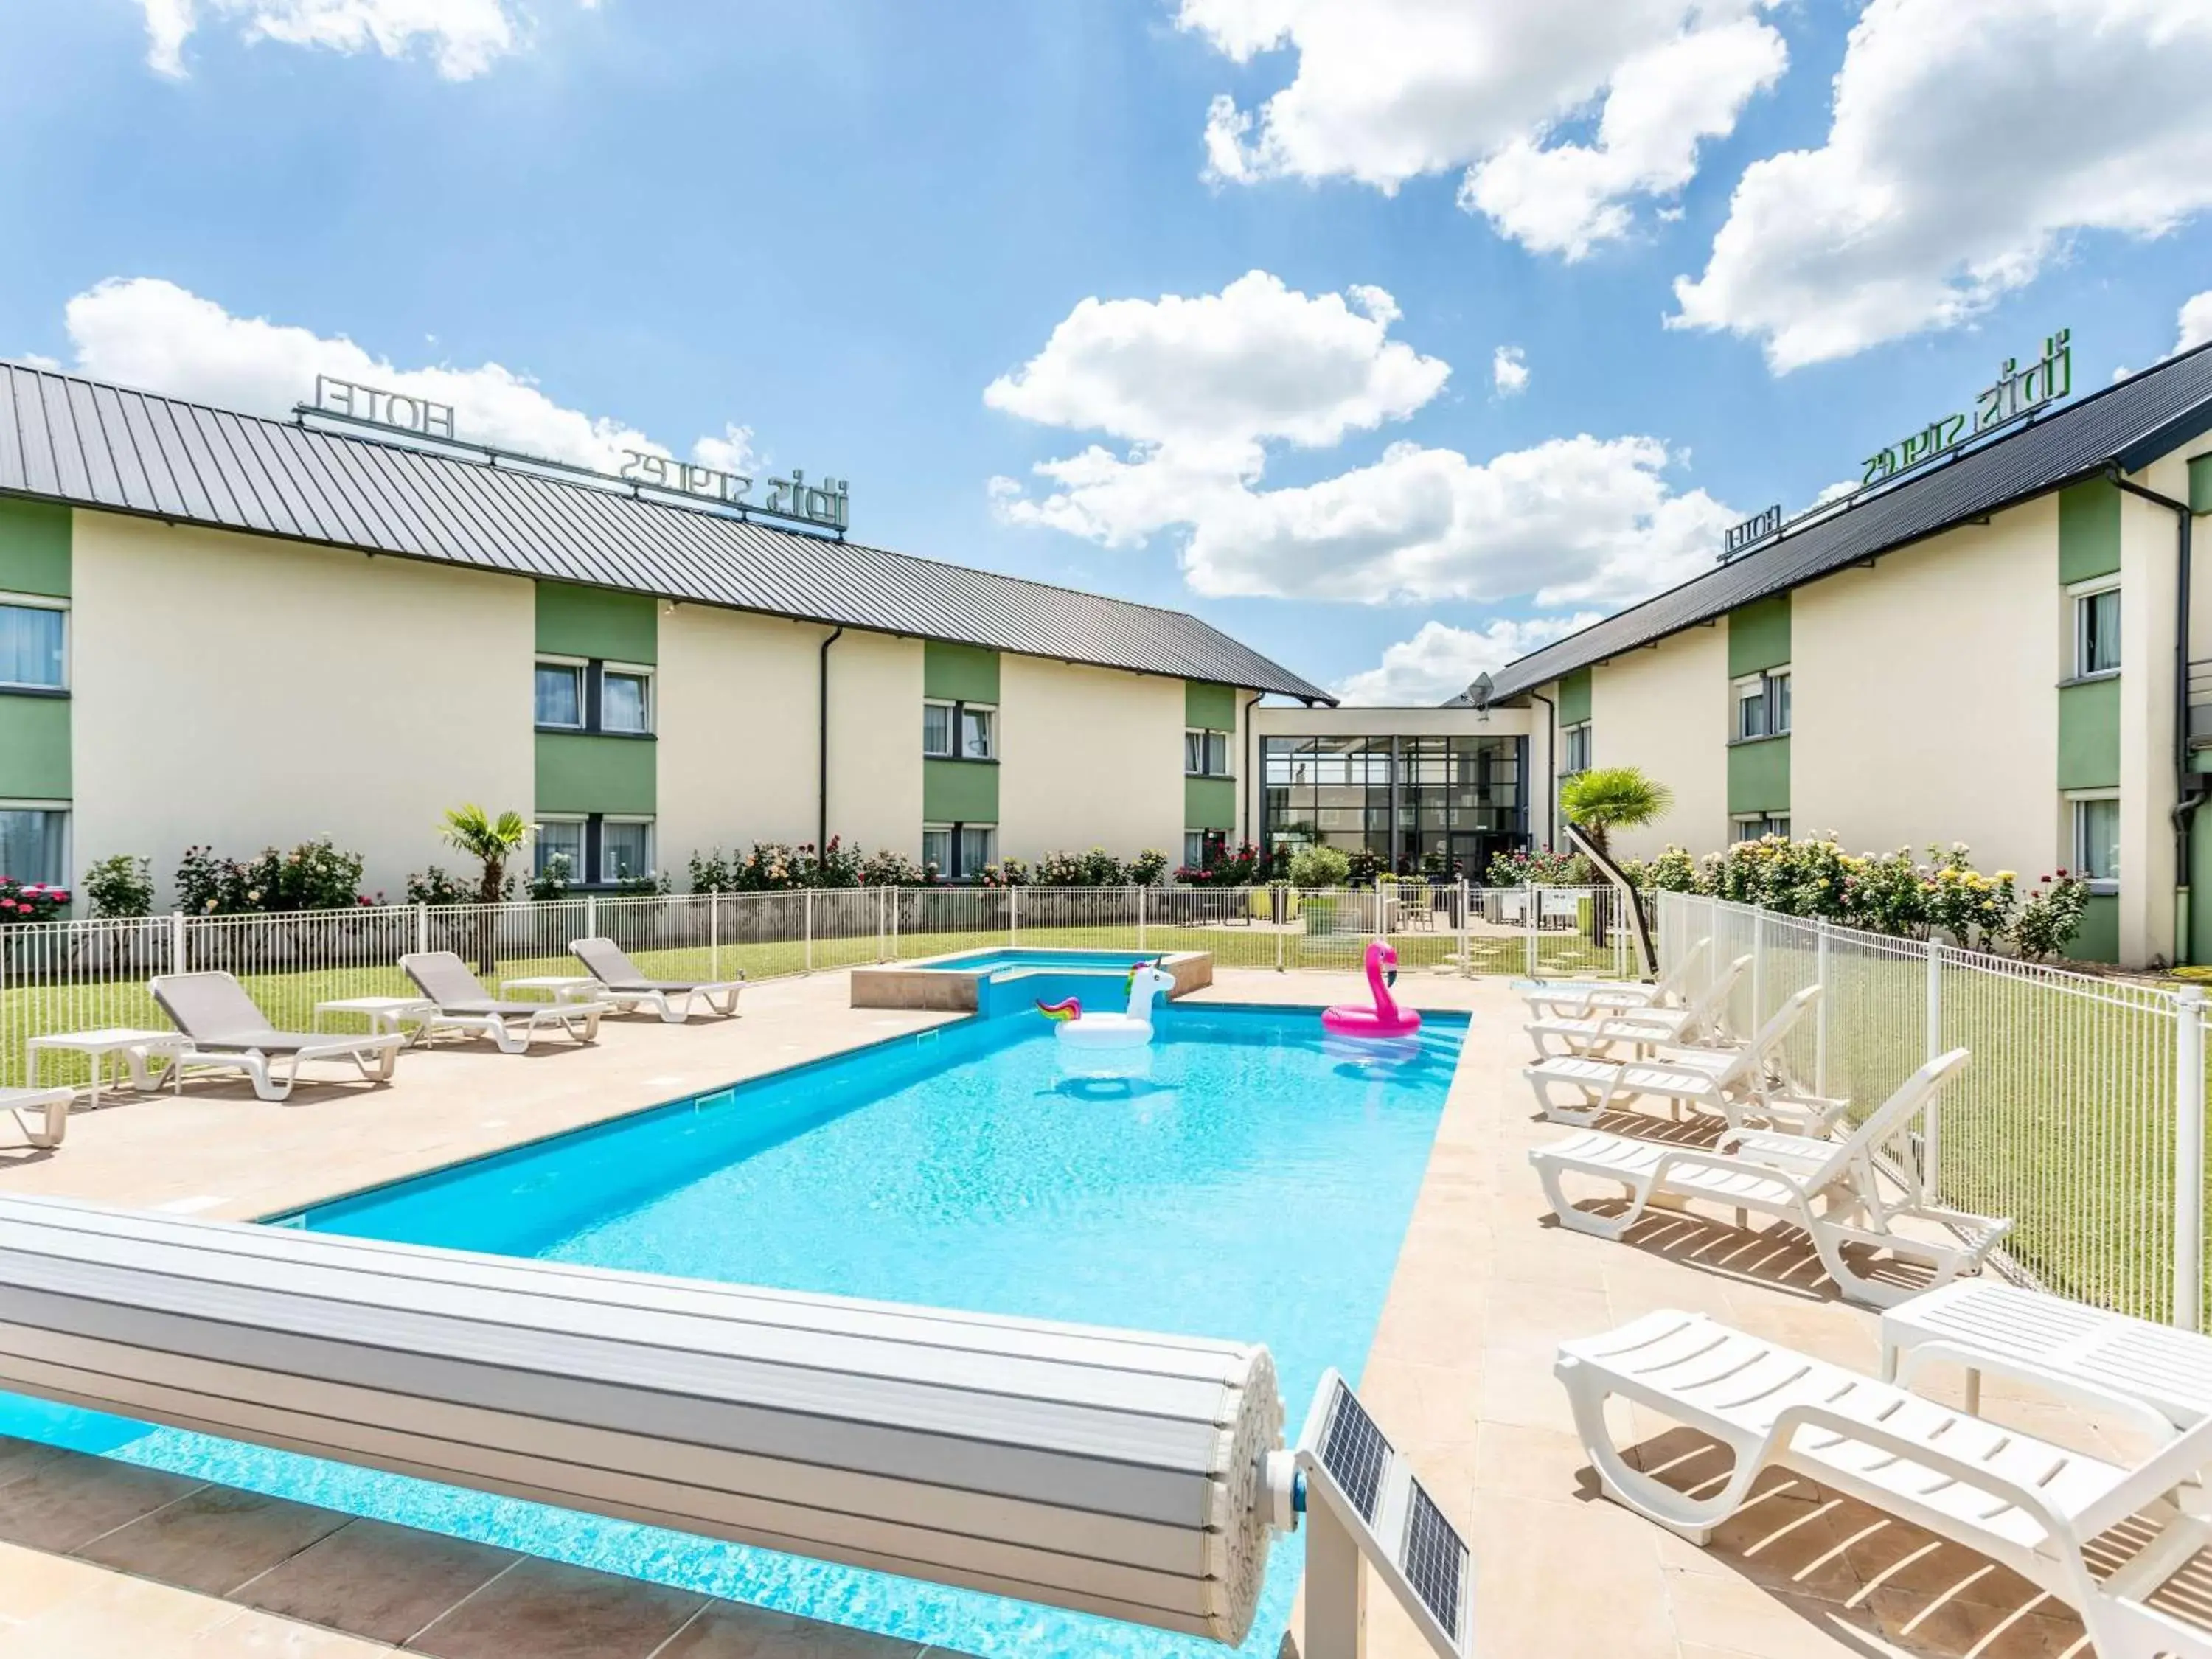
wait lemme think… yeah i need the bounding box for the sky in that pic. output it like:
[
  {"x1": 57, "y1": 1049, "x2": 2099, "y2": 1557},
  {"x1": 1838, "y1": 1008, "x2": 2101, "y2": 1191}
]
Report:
[{"x1": 4, "y1": 0, "x2": 2211, "y2": 704}]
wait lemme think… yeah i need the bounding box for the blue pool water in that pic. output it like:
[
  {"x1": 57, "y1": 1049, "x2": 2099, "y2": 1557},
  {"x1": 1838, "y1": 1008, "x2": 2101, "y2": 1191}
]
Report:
[{"x1": 0, "y1": 1002, "x2": 1464, "y2": 1658}]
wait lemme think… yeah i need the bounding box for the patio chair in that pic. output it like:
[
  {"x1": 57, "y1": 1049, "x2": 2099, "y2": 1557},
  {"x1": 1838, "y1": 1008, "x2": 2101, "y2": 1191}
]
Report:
[
  {"x1": 1556, "y1": 1307, "x2": 2212, "y2": 1658},
  {"x1": 150, "y1": 972, "x2": 403, "y2": 1103},
  {"x1": 0, "y1": 1085, "x2": 74, "y2": 1150},
  {"x1": 1520, "y1": 936, "x2": 1708, "y2": 1020},
  {"x1": 1526, "y1": 952, "x2": 1750, "y2": 1060},
  {"x1": 568, "y1": 936, "x2": 742, "y2": 1023},
  {"x1": 1530, "y1": 1048, "x2": 2011, "y2": 1307},
  {"x1": 1523, "y1": 984, "x2": 1840, "y2": 1134},
  {"x1": 400, "y1": 952, "x2": 609, "y2": 1053}
]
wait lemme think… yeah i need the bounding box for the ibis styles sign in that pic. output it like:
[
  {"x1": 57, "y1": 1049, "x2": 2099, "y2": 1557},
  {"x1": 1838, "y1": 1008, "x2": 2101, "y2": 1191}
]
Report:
[{"x1": 1860, "y1": 328, "x2": 2071, "y2": 488}]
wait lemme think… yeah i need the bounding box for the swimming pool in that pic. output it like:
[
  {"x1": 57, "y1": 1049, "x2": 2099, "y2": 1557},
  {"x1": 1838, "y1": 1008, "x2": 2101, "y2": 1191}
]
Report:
[{"x1": 0, "y1": 1001, "x2": 1464, "y2": 1657}]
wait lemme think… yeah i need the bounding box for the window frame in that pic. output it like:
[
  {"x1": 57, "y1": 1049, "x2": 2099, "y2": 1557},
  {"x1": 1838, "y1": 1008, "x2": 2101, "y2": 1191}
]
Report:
[
  {"x1": 0, "y1": 801, "x2": 69, "y2": 886},
  {"x1": 922, "y1": 698, "x2": 998, "y2": 763},
  {"x1": 1730, "y1": 812, "x2": 1790, "y2": 843},
  {"x1": 1731, "y1": 666, "x2": 1791, "y2": 742},
  {"x1": 597, "y1": 815, "x2": 656, "y2": 886},
  {"x1": 0, "y1": 593, "x2": 69, "y2": 695},
  {"x1": 2069, "y1": 790, "x2": 2120, "y2": 894},
  {"x1": 922, "y1": 700, "x2": 956, "y2": 758},
  {"x1": 534, "y1": 815, "x2": 586, "y2": 880},
  {"x1": 922, "y1": 823, "x2": 953, "y2": 877},
  {"x1": 957, "y1": 822, "x2": 997, "y2": 874},
  {"x1": 1559, "y1": 721, "x2": 1591, "y2": 776},
  {"x1": 597, "y1": 661, "x2": 655, "y2": 737},
  {"x1": 2070, "y1": 579, "x2": 2121, "y2": 681},
  {"x1": 922, "y1": 820, "x2": 998, "y2": 880},
  {"x1": 533, "y1": 657, "x2": 588, "y2": 732},
  {"x1": 1185, "y1": 728, "x2": 1231, "y2": 778}
]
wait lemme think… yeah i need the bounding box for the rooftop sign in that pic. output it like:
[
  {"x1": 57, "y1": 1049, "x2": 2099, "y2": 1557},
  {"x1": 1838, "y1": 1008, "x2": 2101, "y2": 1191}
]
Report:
[
  {"x1": 311, "y1": 375, "x2": 455, "y2": 441},
  {"x1": 1723, "y1": 504, "x2": 1781, "y2": 557},
  {"x1": 1861, "y1": 327, "x2": 2070, "y2": 489}
]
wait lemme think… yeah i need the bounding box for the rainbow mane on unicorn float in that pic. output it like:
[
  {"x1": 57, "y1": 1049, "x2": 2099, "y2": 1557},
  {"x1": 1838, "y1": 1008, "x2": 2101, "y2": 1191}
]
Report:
[{"x1": 1035, "y1": 997, "x2": 1082, "y2": 1022}]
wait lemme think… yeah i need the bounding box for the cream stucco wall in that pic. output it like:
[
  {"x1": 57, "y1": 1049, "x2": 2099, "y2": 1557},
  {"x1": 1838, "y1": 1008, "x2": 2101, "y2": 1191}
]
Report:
[
  {"x1": 998, "y1": 658, "x2": 1184, "y2": 862},
  {"x1": 1792, "y1": 501, "x2": 2061, "y2": 883},
  {"x1": 657, "y1": 606, "x2": 831, "y2": 864},
  {"x1": 71, "y1": 513, "x2": 535, "y2": 905},
  {"x1": 824, "y1": 629, "x2": 925, "y2": 859},
  {"x1": 2115, "y1": 473, "x2": 2183, "y2": 964},
  {"x1": 1589, "y1": 627, "x2": 1729, "y2": 861}
]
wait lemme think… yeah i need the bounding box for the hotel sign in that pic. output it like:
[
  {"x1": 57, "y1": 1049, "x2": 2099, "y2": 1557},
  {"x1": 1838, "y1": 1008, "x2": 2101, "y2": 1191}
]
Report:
[
  {"x1": 1861, "y1": 327, "x2": 2071, "y2": 488},
  {"x1": 1724, "y1": 504, "x2": 1781, "y2": 557},
  {"x1": 617, "y1": 451, "x2": 849, "y2": 531},
  {"x1": 312, "y1": 375, "x2": 455, "y2": 441}
]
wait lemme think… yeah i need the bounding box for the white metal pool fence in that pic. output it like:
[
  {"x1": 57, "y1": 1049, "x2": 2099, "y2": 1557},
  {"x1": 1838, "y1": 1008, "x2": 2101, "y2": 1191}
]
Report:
[
  {"x1": 0, "y1": 876, "x2": 1635, "y2": 1076},
  {"x1": 1656, "y1": 889, "x2": 2212, "y2": 1330}
]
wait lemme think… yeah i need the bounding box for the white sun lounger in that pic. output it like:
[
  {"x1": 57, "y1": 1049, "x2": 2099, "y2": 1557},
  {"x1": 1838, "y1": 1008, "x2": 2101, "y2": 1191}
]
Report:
[
  {"x1": 1530, "y1": 1048, "x2": 2011, "y2": 1307},
  {"x1": 400, "y1": 952, "x2": 609, "y2": 1053},
  {"x1": 1524, "y1": 984, "x2": 1837, "y2": 1133},
  {"x1": 1526, "y1": 953, "x2": 1750, "y2": 1060},
  {"x1": 569, "y1": 936, "x2": 742, "y2": 1023},
  {"x1": 1557, "y1": 1308, "x2": 2212, "y2": 1659},
  {"x1": 151, "y1": 973, "x2": 403, "y2": 1103},
  {"x1": 0, "y1": 1086, "x2": 74, "y2": 1150},
  {"x1": 1520, "y1": 936, "x2": 1708, "y2": 1020}
]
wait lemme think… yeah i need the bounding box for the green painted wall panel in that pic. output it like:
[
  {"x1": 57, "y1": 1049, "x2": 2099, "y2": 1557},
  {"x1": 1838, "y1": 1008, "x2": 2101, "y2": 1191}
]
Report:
[
  {"x1": 535, "y1": 733, "x2": 655, "y2": 815},
  {"x1": 923, "y1": 758, "x2": 998, "y2": 823},
  {"x1": 0, "y1": 500, "x2": 70, "y2": 597},
  {"x1": 535, "y1": 581, "x2": 657, "y2": 664},
  {"x1": 2057, "y1": 677, "x2": 2121, "y2": 790},
  {"x1": 2191, "y1": 456, "x2": 2212, "y2": 517},
  {"x1": 1184, "y1": 775, "x2": 1236, "y2": 831},
  {"x1": 0, "y1": 695, "x2": 70, "y2": 798},
  {"x1": 2057, "y1": 479, "x2": 2122, "y2": 584},
  {"x1": 1184, "y1": 680, "x2": 1236, "y2": 731},
  {"x1": 924, "y1": 641, "x2": 999, "y2": 703},
  {"x1": 1726, "y1": 594, "x2": 1791, "y2": 677},
  {"x1": 2067, "y1": 894, "x2": 2120, "y2": 964},
  {"x1": 1726, "y1": 737, "x2": 1790, "y2": 815},
  {"x1": 1557, "y1": 667, "x2": 1591, "y2": 726}
]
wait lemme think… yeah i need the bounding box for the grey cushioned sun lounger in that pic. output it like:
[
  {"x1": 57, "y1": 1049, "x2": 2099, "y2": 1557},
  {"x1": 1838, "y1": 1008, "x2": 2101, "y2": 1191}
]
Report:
[
  {"x1": 150, "y1": 972, "x2": 403, "y2": 1102},
  {"x1": 400, "y1": 952, "x2": 608, "y2": 1054},
  {"x1": 570, "y1": 936, "x2": 742, "y2": 1023}
]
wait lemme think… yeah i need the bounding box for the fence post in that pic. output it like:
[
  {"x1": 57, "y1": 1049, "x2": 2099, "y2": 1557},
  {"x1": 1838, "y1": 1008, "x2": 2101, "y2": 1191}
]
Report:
[
  {"x1": 1276, "y1": 894, "x2": 1287, "y2": 973},
  {"x1": 1924, "y1": 941, "x2": 1944, "y2": 1202},
  {"x1": 170, "y1": 911, "x2": 187, "y2": 976},
  {"x1": 1136, "y1": 884, "x2": 1147, "y2": 952},
  {"x1": 1524, "y1": 882, "x2": 1537, "y2": 978},
  {"x1": 1458, "y1": 878, "x2": 1470, "y2": 979},
  {"x1": 710, "y1": 889, "x2": 721, "y2": 981},
  {"x1": 1750, "y1": 902, "x2": 1765, "y2": 1032},
  {"x1": 890, "y1": 885, "x2": 900, "y2": 959},
  {"x1": 804, "y1": 888, "x2": 815, "y2": 973},
  {"x1": 585, "y1": 894, "x2": 598, "y2": 941},
  {"x1": 2177, "y1": 987, "x2": 2206, "y2": 1330},
  {"x1": 1009, "y1": 885, "x2": 1019, "y2": 948},
  {"x1": 414, "y1": 902, "x2": 428, "y2": 958},
  {"x1": 1814, "y1": 920, "x2": 1831, "y2": 1099}
]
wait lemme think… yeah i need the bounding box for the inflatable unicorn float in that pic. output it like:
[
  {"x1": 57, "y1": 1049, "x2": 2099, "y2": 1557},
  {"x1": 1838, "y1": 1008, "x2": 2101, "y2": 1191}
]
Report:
[
  {"x1": 1035, "y1": 959, "x2": 1177, "y2": 1051},
  {"x1": 1322, "y1": 940, "x2": 1422, "y2": 1038}
]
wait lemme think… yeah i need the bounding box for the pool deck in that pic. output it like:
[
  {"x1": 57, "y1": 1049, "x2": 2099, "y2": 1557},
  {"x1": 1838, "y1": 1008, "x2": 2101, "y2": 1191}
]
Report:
[{"x1": 0, "y1": 964, "x2": 2185, "y2": 1658}]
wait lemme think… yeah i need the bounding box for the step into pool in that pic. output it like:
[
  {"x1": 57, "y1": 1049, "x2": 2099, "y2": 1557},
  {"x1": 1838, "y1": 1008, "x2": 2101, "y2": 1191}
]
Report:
[{"x1": 0, "y1": 1001, "x2": 1465, "y2": 1658}]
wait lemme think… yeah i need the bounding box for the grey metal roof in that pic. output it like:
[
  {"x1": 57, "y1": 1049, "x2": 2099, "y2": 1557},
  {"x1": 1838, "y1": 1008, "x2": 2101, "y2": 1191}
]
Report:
[
  {"x1": 1486, "y1": 339, "x2": 2212, "y2": 701},
  {"x1": 0, "y1": 360, "x2": 1333, "y2": 703}
]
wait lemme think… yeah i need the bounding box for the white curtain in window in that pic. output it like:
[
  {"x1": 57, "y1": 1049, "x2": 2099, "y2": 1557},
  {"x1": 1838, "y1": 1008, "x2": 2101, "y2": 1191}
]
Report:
[
  {"x1": 959, "y1": 825, "x2": 995, "y2": 872},
  {"x1": 923, "y1": 704, "x2": 952, "y2": 756},
  {"x1": 537, "y1": 821, "x2": 585, "y2": 876},
  {"x1": 601, "y1": 672, "x2": 649, "y2": 733},
  {"x1": 535, "y1": 666, "x2": 581, "y2": 727},
  {"x1": 0, "y1": 605, "x2": 63, "y2": 688},
  {"x1": 0, "y1": 810, "x2": 61, "y2": 883},
  {"x1": 922, "y1": 827, "x2": 951, "y2": 874},
  {"x1": 601, "y1": 821, "x2": 651, "y2": 881},
  {"x1": 960, "y1": 708, "x2": 992, "y2": 759}
]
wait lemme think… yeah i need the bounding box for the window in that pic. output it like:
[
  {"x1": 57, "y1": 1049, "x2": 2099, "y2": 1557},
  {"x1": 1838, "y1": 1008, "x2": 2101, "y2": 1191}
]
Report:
[
  {"x1": 959, "y1": 824, "x2": 996, "y2": 873},
  {"x1": 0, "y1": 601, "x2": 66, "y2": 690},
  {"x1": 960, "y1": 705, "x2": 995, "y2": 760},
  {"x1": 2073, "y1": 795, "x2": 2119, "y2": 888},
  {"x1": 1183, "y1": 829, "x2": 1227, "y2": 869},
  {"x1": 535, "y1": 818, "x2": 585, "y2": 879},
  {"x1": 600, "y1": 668, "x2": 652, "y2": 734},
  {"x1": 922, "y1": 825, "x2": 951, "y2": 876},
  {"x1": 1732, "y1": 813, "x2": 1790, "y2": 842},
  {"x1": 534, "y1": 662, "x2": 584, "y2": 729},
  {"x1": 922, "y1": 702, "x2": 953, "y2": 757},
  {"x1": 1733, "y1": 669, "x2": 1791, "y2": 740},
  {"x1": 922, "y1": 822, "x2": 997, "y2": 878},
  {"x1": 1559, "y1": 722, "x2": 1591, "y2": 775},
  {"x1": 599, "y1": 819, "x2": 654, "y2": 884},
  {"x1": 2075, "y1": 585, "x2": 2120, "y2": 677},
  {"x1": 1185, "y1": 728, "x2": 1231, "y2": 776},
  {"x1": 0, "y1": 807, "x2": 66, "y2": 885}
]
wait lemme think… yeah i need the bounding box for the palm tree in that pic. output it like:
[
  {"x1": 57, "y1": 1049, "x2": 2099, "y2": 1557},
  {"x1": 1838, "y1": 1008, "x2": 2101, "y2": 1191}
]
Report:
[
  {"x1": 441, "y1": 805, "x2": 534, "y2": 905},
  {"x1": 1558, "y1": 766, "x2": 1673, "y2": 859}
]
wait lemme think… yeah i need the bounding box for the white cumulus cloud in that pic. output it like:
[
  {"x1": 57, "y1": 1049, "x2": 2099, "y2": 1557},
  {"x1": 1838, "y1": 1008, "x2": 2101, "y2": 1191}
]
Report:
[
  {"x1": 58, "y1": 277, "x2": 755, "y2": 479},
  {"x1": 2180, "y1": 291, "x2": 2212, "y2": 355},
  {"x1": 987, "y1": 272, "x2": 1736, "y2": 610},
  {"x1": 1336, "y1": 613, "x2": 1604, "y2": 706},
  {"x1": 141, "y1": 0, "x2": 526, "y2": 80},
  {"x1": 1673, "y1": 0, "x2": 2212, "y2": 371},
  {"x1": 1180, "y1": 0, "x2": 1787, "y2": 259},
  {"x1": 1492, "y1": 345, "x2": 1529, "y2": 396}
]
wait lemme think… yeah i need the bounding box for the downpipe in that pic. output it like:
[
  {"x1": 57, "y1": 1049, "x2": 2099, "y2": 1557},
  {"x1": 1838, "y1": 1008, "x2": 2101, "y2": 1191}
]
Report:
[{"x1": 818, "y1": 625, "x2": 844, "y2": 858}]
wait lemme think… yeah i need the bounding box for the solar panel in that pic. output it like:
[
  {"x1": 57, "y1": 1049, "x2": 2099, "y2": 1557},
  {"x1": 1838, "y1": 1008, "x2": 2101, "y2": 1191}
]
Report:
[
  {"x1": 1401, "y1": 1478, "x2": 1467, "y2": 1638},
  {"x1": 1318, "y1": 1379, "x2": 1388, "y2": 1522}
]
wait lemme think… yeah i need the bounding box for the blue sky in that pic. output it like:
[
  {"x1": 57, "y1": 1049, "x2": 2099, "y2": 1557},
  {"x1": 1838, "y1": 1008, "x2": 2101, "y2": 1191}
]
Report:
[{"x1": 4, "y1": 0, "x2": 2210, "y2": 701}]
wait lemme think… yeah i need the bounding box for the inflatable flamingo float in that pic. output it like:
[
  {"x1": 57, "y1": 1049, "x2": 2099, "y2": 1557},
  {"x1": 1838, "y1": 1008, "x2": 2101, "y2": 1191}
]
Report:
[{"x1": 1323, "y1": 939, "x2": 1423, "y2": 1038}]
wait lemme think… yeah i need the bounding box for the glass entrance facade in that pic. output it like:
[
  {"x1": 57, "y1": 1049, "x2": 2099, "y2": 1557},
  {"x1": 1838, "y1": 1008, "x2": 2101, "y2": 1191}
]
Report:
[{"x1": 1261, "y1": 734, "x2": 1527, "y2": 876}]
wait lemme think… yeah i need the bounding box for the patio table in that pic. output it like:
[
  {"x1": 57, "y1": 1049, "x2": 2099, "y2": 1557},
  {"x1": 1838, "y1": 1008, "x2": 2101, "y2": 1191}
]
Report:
[
  {"x1": 313, "y1": 996, "x2": 441, "y2": 1046},
  {"x1": 26, "y1": 1028, "x2": 191, "y2": 1112},
  {"x1": 1881, "y1": 1279, "x2": 2212, "y2": 1430},
  {"x1": 497, "y1": 975, "x2": 602, "y2": 1004}
]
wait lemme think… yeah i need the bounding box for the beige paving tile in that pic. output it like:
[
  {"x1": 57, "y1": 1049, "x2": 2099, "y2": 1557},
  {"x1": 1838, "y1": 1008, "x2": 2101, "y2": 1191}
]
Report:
[
  {"x1": 77, "y1": 1481, "x2": 352, "y2": 1598},
  {"x1": 230, "y1": 1517, "x2": 517, "y2": 1646},
  {"x1": 189, "y1": 1607, "x2": 400, "y2": 1655},
  {"x1": 406, "y1": 1556, "x2": 708, "y2": 1659},
  {"x1": 0, "y1": 1537, "x2": 140, "y2": 1629},
  {"x1": 0, "y1": 1564, "x2": 244, "y2": 1658}
]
